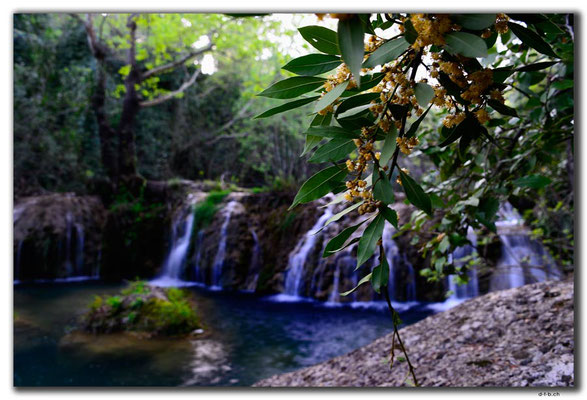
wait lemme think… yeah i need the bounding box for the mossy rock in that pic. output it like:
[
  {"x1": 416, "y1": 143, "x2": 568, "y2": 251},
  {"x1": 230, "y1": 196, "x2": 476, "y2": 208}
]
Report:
[{"x1": 79, "y1": 281, "x2": 201, "y2": 337}]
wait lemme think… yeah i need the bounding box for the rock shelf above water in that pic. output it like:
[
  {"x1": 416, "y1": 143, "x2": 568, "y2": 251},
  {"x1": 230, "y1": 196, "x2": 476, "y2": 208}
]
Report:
[{"x1": 254, "y1": 279, "x2": 574, "y2": 387}]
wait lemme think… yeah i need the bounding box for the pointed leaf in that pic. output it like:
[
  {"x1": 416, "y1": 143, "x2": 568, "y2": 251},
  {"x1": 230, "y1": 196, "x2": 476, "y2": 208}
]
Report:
[
  {"x1": 445, "y1": 32, "x2": 488, "y2": 58},
  {"x1": 373, "y1": 170, "x2": 394, "y2": 205},
  {"x1": 309, "y1": 138, "x2": 355, "y2": 163},
  {"x1": 516, "y1": 61, "x2": 558, "y2": 72},
  {"x1": 363, "y1": 37, "x2": 410, "y2": 68},
  {"x1": 399, "y1": 170, "x2": 432, "y2": 215},
  {"x1": 403, "y1": 19, "x2": 418, "y2": 44},
  {"x1": 380, "y1": 206, "x2": 398, "y2": 229},
  {"x1": 371, "y1": 256, "x2": 389, "y2": 294},
  {"x1": 335, "y1": 92, "x2": 380, "y2": 116},
  {"x1": 379, "y1": 125, "x2": 398, "y2": 165},
  {"x1": 283, "y1": 54, "x2": 341, "y2": 76},
  {"x1": 451, "y1": 14, "x2": 497, "y2": 30},
  {"x1": 306, "y1": 126, "x2": 359, "y2": 139},
  {"x1": 310, "y1": 112, "x2": 332, "y2": 127},
  {"x1": 299, "y1": 26, "x2": 340, "y2": 55},
  {"x1": 405, "y1": 104, "x2": 432, "y2": 137},
  {"x1": 255, "y1": 96, "x2": 319, "y2": 119},
  {"x1": 323, "y1": 220, "x2": 367, "y2": 257},
  {"x1": 488, "y1": 99, "x2": 518, "y2": 117},
  {"x1": 508, "y1": 22, "x2": 559, "y2": 58},
  {"x1": 338, "y1": 16, "x2": 365, "y2": 88},
  {"x1": 320, "y1": 201, "x2": 364, "y2": 232},
  {"x1": 340, "y1": 272, "x2": 372, "y2": 296},
  {"x1": 301, "y1": 135, "x2": 322, "y2": 157},
  {"x1": 290, "y1": 165, "x2": 347, "y2": 209},
  {"x1": 414, "y1": 82, "x2": 435, "y2": 107},
  {"x1": 258, "y1": 77, "x2": 326, "y2": 99},
  {"x1": 356, "y1": 214, "x2": 385, "y2": 269},
  {"x1": 314, "y1": 81, "x2": 349, "y2": 113}
]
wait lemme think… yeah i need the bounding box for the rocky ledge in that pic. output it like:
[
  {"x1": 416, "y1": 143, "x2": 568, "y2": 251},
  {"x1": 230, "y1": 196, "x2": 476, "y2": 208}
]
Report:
[{"x1": 255, "y1": 279, "x2": 574, "y2": 387}]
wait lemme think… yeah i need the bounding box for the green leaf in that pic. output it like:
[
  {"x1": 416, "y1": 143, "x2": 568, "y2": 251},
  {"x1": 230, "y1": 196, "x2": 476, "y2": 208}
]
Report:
[
  {"x1": 373, "y1": 170, "x2": 394, "y2": 205},
  {"x1": 439, "y1": 114, "x2": 479, "y2": 147},
  {"x1": 508, "y1": 22, "x2": 559, "y2": 58},
  {"x1": 340, "y1": 272, "x2": 372, "y2": 296},
  {"x1": 488, "y1": 99, "x2": 518, "y2": 117},
  {"x1": 323, "y1": 220, "x2": 367, "y2": 257},
  {"x1": 258, "y1": 77, "x2": 326, "y2": 99},
  {"x1": 310, "y1": 112, "x2": 332, "y2": 127},
  {"x1": 445, "y1": 32, "x2": 488, "y2": 58},
  {"x1": 414, "y1": 82, "x2": 435, "y2": 107},
  {"x1": 380, "y1": 206, "x2": 399, "y2": 229},
  {"x1": 371, "y1": 256, "x2": 389, "y2": 294},
  {"x1": 309, "y1": 138, "x2": 355, "y2": 163},
  {"x1": 255, "y1": 97, "x2": 319, "y2": 119},
  {"x1": 301, "y1": 135, "x2": 322, "y2": 157},
  {"x1": 282, "y1": 54, "x2": 341, "y2": 76},
  {"x1": 451, "y1": 14, "x2": 497, "y2": 30},
  {"x1": 492, "y1": 67, "x2": 514, "y2": 84},
  {"x1": 516, "y1": 61, "x2": 558, "y2": 72},
  {"x1": 306, "y1": 126, "x2": 359, "y2": 140},
  {"x1": 335, "y1": 93, "x2": 380, "y2": 116},
  {"x1": 338, "y1": 16, "x2": 365, "y2": 88},
  {"x1": 314, "y1": 81, "x2": 349, "y2": 113},
  {"x1": 379, "y1": 125, "x2": 398, "y2": 165},
  {"x1": 290, "y1": 165, "x2": 347, "y2": 209},
  {"x1": 298, "y1": 26, "x2": 340, "y2": 55},
  {"x1": 403, "y1": 19, "x2": 418, "y2": 44},
  {"x1": 405, "y1": 104, "x2": 432, "y2": 137},
  {"x1": 513, "y1": 174, "x2": 552, "y2": 189},
  {"x1": 363, "y1": 37, "x2": 410, "y2": 68},
  {"x1": 399, "y1": 170, "x2": 432, "y2": 215},
  {"x1": 320, "y1": 201, "x2": 364, "y2": 232},
  {"x1": 356, "y1": 214, "x2": 385, "y2": 269}
]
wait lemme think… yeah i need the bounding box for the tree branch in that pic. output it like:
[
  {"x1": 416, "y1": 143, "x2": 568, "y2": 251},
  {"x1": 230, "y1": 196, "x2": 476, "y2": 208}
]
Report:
[
  {"x1": 140, "y1": 43, "x2": 213, "y2": 81},
  {"x1": 139, "y1": 68, "x2": 202, "y2": 107}
]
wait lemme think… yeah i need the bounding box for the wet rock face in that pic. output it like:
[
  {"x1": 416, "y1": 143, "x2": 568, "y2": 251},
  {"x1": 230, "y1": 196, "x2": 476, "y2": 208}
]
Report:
[
  {"x1": 14, "y1": 194, "x2": 106, "y2": 280},
  {"x1": 254, "y1": 279, "x2": 574, "y2": 387}
]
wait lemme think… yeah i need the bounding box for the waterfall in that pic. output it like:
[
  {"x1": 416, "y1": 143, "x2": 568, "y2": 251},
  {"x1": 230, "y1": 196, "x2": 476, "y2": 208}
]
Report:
[
  {"x1": 151, "y1": 203, "x2": 196, "y2": 287},
  {"x1": 193, "y1": 230, "x2": 205, "y2": 283},
  {"x1": 447, "y1": 227, "x2": 479, "y2": 300},
  {"x1": 381, "y1": 224, "x2": 416, "y2": 302},
  {"x1": 284, "y1": 207, "x2": 333, "y2": 297},
  {"x1": 244, "y1": 228, "x2": 262, "y2": 292},
  {"x1": 490, "y1": 202, "x2": 561, "y2": 291},
  {"x1": 211, "y1": 200, "x2": 241, "y2": 289},
  {"x1": 64, "y1": 212, "x2": 73, "y2": 276},
  {"x1": 74, "y1": 223, "x2": 85, "y2": 276}
]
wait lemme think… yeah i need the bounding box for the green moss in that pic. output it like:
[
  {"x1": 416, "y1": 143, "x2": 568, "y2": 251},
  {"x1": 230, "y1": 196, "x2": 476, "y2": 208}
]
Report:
[
  {"x1": 193, "y1": 190, "x2": 231, "y2": 232},
  {"x1": 80, "y1": 281, "x2": 200, "y2": 336}
]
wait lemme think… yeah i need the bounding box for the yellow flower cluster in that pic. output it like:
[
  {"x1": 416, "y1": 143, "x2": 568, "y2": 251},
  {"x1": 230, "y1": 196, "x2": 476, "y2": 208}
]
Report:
[
  {"x1": 490, "y1": 88, "x2": 505, "y2": 103},
  {"x1": 442, "y1": 112, "x2": 466, "y2": 128},
  {"x1": 461, "y1": 69, "x2": 493, "y2": 105},
  {"x1": 396, "y1": 136, "x2": 420, "y2": 155},
  {"x1": 475, "y1": 108, "x2": 490, "y2": 124},
  {"x1": 365, "y1": 35, "x2": 383, "y2": 53},
  {"x1": 495, "y1": 14, "x2": 509, "y2": 34},
  {"x1": 437, "y1": 61, "x2": 468, "y2": 88},
  {"x1": 324, "y1": 64, "x2": 357, "y2": 93},
  {"x1": 410, "y1": 14, "x2": 453, "y2": 51}
]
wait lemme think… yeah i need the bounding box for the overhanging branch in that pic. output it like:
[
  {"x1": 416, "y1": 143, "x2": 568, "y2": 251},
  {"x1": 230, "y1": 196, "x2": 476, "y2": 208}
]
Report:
[
  {"x1": 140, "y1": 43, "x2": 213, "y2": 81},
  {"x1": 139, "y1": 68, "x2": 202, "y2": 107}
]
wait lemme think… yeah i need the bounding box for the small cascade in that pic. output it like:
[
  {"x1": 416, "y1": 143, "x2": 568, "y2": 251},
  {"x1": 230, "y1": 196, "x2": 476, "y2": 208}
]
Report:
[
  {"x1": 151, "y1": 202, "x2": 197, "y2": 287},
  {"x1": 447, "y1": 227, "x2": 479, "y2": 300},
  {"x1": 64, "y1": 212, "x2": 74, "y2": 276},
  {"x1": 74, "y1": 223, "x2": 85, "y2": 276},
  {"x1": 490, "y1": 203, "x2": 561, "y2": 291},
  {"x1": 327, "y1": 264, "x2": 341, "y2": 303},
  {"x1": 284, "y1": 206, "x2": 333, "y2": 297},
  {"x1": 244, "y1": 228, "x2": 262, "y2": 292},
  {"x1": 211, "y1": 200, "x2": 241, "y2": 289},
  {"x1": 193, "y1": 230, "x2": 205, "y2": 283},
  {"x1": 381, "y1": 224, "x2": 417, "y2": 302}
]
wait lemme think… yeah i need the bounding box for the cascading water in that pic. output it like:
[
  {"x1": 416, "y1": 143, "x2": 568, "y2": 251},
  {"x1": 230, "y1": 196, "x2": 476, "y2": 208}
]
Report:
[
  {"x1": 151, "y1": 203, "x2": 196, "y2": 287},
  {"x1": 211, "y1": 200, "x2": 241, "y2": 289},
  {"x1": 244, "y1": 228, "x2": 262, "y2": 292},
  {"x1": 283, "y1": 206, "x2": 333, "y2": 297},
  {"x1": 381, "y1": 224, "x2": 417, "y2": 302},
  {"x1": 490, "y1": 202, "x2": 561, "y2": 291},
  {"x1": 447, "y1": 226, "x2": 479, "y2": 300}
]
